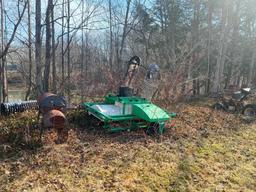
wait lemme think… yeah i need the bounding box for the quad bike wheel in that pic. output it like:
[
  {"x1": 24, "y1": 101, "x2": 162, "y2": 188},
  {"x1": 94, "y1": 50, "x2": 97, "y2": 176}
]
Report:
[{"x1": 243, "y1": 105, "x2": 256, "y2": 117}]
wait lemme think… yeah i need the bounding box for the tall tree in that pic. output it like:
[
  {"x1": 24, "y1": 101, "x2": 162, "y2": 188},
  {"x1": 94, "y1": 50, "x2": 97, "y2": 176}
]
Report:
[
  {"x1": 43, "y1": 0, "x2": 52, "y2": 92},
  {"x1": 0, "y1": 0, "x2": 27, "y2": 102},
  {"x1": 67, "y1": 0, "x2": 71, "y2": 102},
  {"x1": 108, "y1": 0, "x2": 113, "y2": 69},
  {"x1": 168, "y1": 0, "x2": 177, "y2": 62},
  {"x1": 212, "y1": 0, "x2": 230, "y2": 93},
  {"x1": 226, "y1": 0, "x2": 241, "y2": 88},
  {"x1": 35, "y1": 0, "x2": 43, "y2": 94},
  {"x1": 191, "y1": 0, "x2": 200, "y2": 95},
  {"x1": 25, "y1": 0, "x2": 33, "y2": 100},
  {"x1": 248, "y1": 22, "x2": 256, "y2": 86},
  {"x1": 0, "y1": 0, "x2": 6, "y2": 102},
  {"x1": 61, "y1": 0, "x2": 65, "y2": 88},
  {"x1": 80, "y1": 0, "x2": 85, "y2": 100},
  {"x1": 119, "y1": 0, "x2": 131, "y2": 70},
  {"x1": 51, "y1": 0, "x2": 56, "y2": 93},
  {"x1": 206, "y1": 0, "x2": 213, "y2": 93}
]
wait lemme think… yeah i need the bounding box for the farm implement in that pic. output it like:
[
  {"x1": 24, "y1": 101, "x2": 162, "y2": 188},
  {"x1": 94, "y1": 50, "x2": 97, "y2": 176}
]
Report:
[
  {"x1": 80, "y1": 56, "x2": 175, "y2": 134},
  {"x1": 81, "y1": 95, "x2": 173, "y2": 134}
]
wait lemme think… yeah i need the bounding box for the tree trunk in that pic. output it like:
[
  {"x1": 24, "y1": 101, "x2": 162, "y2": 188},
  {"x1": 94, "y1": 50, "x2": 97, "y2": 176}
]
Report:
[
  {"x1": 25, "y1": 0, "x2": 32, "y2": 100},
  {"x1": 67, "y1": 0, "x2": 71, "y2": 103},
  {"x1": 169, "y1": 0, "x2": 176, "y2": 62},
  {"x1": 85, "y1": 28, "x2": 89, "y2": 77},
  {"x1": 81, "y1": 0, "x2": 85, "y2": 100},
  {"x1": 35, "y1": 0, "x2": 43, "y2": 95},
  {"x1": 119, "y1": 0, "x2": 131, "y2": 71},
  {"x1": 43, "y1": 0, "x2": 52, "y2": 92},
  {"x1": 248, "y1": 40, "x2": 256, "y2": 86},
  {"x1": 61, "y1": 0, "x2": 65, "y2": 88},
  {"x1": 192, "y1": 0, "x2": 200, "y2": 96},
  {"x1": 51, "y1": 0, "x2": 56, "y2": 93},
  {"x1": 0, "y1": 0, "x2": 4, "y2": 102},
  {"x1": 212, "y1": 0, "x2": 229, "y2": 93},
  {"x1": 108, "y1": 0, "x2": 113, "y2": 69},
  {"x1": 206, "y1": 0, "x2": 213, "y2": 94},
  {"x1": 0, "y1": 0, "x2": 7, "y2": 102}
]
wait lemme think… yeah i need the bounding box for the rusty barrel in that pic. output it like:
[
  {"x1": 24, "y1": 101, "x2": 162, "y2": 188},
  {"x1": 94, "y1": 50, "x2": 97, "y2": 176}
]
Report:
[
  {"x1": 42, "y1": 109, "x2": 66, "y2": 129},
  {"x1": 37, "y1": 92, "x2": 66, "y2": 113},
  {"x1": 37, "y1": 92, "x2": 68, "y2": 143}
]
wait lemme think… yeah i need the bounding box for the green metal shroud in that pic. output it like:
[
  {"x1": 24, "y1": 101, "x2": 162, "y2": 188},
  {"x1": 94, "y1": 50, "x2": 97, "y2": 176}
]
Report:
[
  {"x1": 132, "y1": 104, "x2": 170, "y2": 122},
  {"x1": 81, "y1": 95, "x2": 171, "y2": 134}
]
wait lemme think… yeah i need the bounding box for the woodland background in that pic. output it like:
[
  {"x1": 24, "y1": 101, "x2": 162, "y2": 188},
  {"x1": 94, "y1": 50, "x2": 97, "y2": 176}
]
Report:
[
  {"x1": 0, "y1": 0, "x2": 256, "y2": 103},
  {"x1": 1, "y1": 1, "x2": 256, "y2": 191}
]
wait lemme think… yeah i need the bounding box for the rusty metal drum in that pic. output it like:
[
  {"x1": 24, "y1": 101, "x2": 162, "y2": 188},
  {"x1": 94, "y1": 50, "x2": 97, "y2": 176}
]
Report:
[
  {"x1": 42, "y1": 109, "x2": 66, "y2": 129},
  {"x1": 37, "y1": 92, "x2": 66, "y2": 113}
]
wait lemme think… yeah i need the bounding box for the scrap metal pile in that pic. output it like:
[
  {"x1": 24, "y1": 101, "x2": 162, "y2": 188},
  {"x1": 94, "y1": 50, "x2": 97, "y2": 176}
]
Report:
[{"x1": 0, "y1": 56, "x2": 176, "y2": 145}]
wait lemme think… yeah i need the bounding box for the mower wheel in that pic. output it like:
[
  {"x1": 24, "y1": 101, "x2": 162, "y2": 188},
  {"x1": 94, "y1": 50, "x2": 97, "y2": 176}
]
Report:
[
  {"x1": 146, "y1": 123, "x2": 165, "y2": 135},
  {"x1": 243, "y1": 105, "x2": 256, "y2": 117}
]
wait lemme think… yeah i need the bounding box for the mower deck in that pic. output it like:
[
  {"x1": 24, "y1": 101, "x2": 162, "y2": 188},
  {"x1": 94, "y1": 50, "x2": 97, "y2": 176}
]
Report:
[{"x1": 81, "y1": 95, "x2": 171, "y2": 134}]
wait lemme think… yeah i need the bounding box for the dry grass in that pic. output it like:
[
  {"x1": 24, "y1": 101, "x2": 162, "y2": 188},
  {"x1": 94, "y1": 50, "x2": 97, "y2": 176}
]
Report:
[{"x1": 1, "y1": 102, "x2": 256, "y2": 191}]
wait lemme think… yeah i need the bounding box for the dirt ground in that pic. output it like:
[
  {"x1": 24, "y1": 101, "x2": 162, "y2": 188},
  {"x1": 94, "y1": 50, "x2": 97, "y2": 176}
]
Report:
[{"x1": 0, "y1": 101, "x2": 256, "y2": 192}]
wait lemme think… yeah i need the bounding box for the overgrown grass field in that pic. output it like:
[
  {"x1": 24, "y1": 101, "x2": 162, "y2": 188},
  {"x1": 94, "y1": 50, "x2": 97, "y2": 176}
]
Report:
[{"x1": 0, "y1": 102, "x2": 256, "y2": 191}]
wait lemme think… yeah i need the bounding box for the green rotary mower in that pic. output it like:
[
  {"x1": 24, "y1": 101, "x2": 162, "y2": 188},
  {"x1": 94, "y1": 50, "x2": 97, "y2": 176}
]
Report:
[
  {"x1": 81, "y1": 95, "x2": 174, "y2": 134},
  {"x1": 80, "y1": 56, "x2": 175, "y2": 134}
]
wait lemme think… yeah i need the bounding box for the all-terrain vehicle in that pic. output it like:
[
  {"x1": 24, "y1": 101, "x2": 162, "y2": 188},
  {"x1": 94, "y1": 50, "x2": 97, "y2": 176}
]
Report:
[{"x1": 213, "y1": 88, "x2": 256, "y2": 116}]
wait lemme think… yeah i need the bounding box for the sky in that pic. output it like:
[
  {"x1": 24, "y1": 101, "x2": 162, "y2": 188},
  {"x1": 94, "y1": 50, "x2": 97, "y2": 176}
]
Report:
[{"x1": 1, "y1": 0, "x2": 155, "y2": 54}]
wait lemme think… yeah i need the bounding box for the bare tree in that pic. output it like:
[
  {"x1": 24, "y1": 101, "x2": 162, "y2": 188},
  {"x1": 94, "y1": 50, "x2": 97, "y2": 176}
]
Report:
[
  {"x1": 61, "y1": 0, "x2": 65, "y2": 87},
  {"x1": 0, "y1": 0, "x2": 27, "y2": 102},
  {"x1": 67, "y1": 0, "x2": 71, "y2": 103},
  {"x1": 51, "y1": 0, "x2": 56, "y2": 93},
  {"x1": 212, "y1": 0, "x2": 230, "y2": 93},
  {"x1": 35, "y1": 0, "x2": 43, "y2": 94},
  {"x1": 25, "y1": 0, "x2": 33, "y2": 100},
  {"x1": 108, "y1": 0, "x2": 113, "y2": 69},
  {"x1": 248, "y1": 32, "x2": 256, "y2": 86},
  {"x1": 206, "y1": 0, "x2": 213, "y2": 94},
  {"x1": 43, "y1": 0, "x2": 52, "y2": 92},
  {"x1": 0, "y1": 0, "x2": 5, "y2": 102},
  {"x1": 119, "y1": 0, "x2": 131, "y2": 70},
  {"x1": 80, "y1": 0, "x2": 85, "y2": 100}
]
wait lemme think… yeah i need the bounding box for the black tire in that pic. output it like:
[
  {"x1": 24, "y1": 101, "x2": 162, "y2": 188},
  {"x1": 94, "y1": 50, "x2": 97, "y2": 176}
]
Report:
[
  {"x1": 212, "y1": 103, "x2": 225, "y2": 111},
  {"x1": 243, "y1": 105, "x2": 256, "y2": 117}
]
